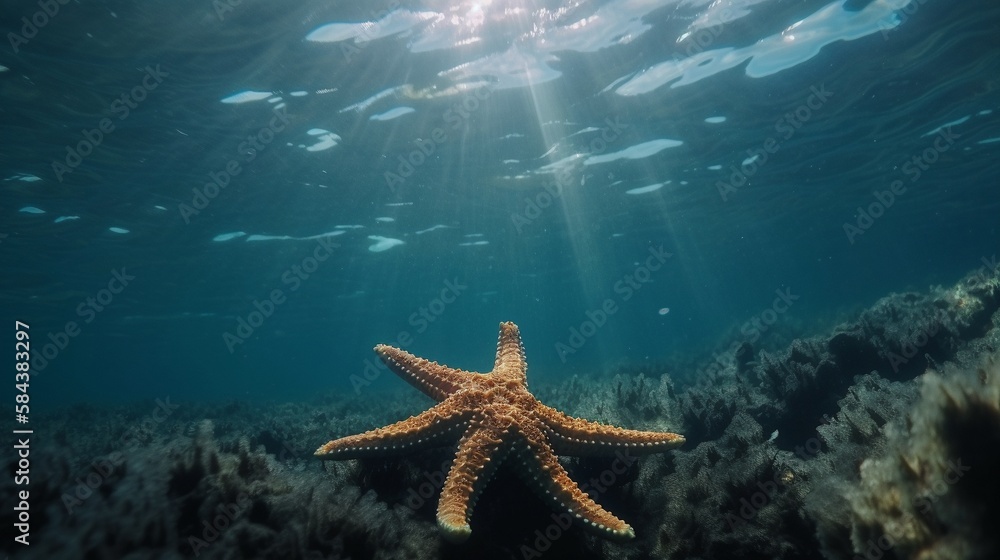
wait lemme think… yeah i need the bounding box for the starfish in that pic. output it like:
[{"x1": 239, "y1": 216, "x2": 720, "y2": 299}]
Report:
[{"x1": 315, "y1": 322, "x2": 685, "y2": 542}]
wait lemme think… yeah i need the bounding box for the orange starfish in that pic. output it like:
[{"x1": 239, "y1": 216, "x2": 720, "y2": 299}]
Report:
[{"x1": 315, "y1": 322, "x2": 685, "y2": 542}]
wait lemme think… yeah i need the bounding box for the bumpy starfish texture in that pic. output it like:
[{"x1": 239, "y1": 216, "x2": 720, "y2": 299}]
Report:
[{"x1": 315, "y1": 322, "x2": 685, "y2": 542}]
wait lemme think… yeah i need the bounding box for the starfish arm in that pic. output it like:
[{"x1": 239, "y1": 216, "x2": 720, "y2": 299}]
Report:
[
  {"x1": 537, "y1": 404, "x2": 685, "y2": 456},
  {"x1": 375, "y1": 344, "x2": 478, "y2": 401},
  {"x1": 315, "y1": 398, "x2": 471, "y2": 459},
  {"x1": 515, "y1": 424, "x2": 635, "y2": 539},
  {"x1": 437, "y1": 424, "x2": 508, "y2": 543},
  {"x1": 492, "y1": 321, "x2": 528, "y2": 383}
]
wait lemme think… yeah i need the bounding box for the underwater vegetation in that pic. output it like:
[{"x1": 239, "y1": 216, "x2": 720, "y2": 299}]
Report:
[{"x1": 2, "y1": 266, "x2": 997, "y2": 560}]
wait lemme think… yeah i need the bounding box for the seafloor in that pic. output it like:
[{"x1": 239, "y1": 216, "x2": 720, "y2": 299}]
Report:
[{"x1": 4, "y1": 266, "x2": 999, "y2": 560}]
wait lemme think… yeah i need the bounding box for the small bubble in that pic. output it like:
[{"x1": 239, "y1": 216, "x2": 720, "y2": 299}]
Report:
[{"x1": 658, "y1": 307, "x2": 670, "y2": 315}]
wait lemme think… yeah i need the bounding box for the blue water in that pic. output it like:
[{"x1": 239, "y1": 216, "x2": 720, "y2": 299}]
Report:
[{"x1": 2, "y1": 0, "x2": 998, "y2": 407}]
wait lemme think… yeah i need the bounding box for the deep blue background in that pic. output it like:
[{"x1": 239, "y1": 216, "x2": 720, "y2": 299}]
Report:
[{"x1": 1, "y1": 0, "x2": 998, "y2": 407}]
